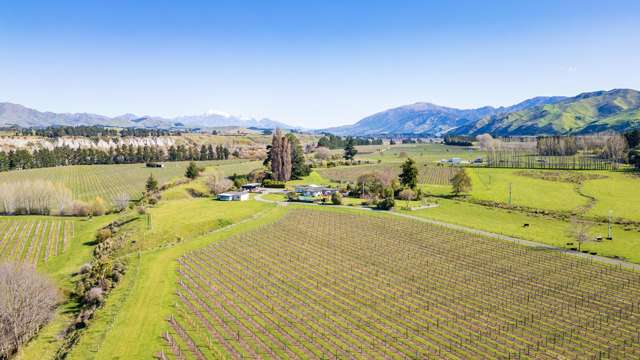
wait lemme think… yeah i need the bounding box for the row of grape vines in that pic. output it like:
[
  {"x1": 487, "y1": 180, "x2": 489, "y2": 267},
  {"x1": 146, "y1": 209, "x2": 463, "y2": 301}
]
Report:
[
  {"x1": 158, "y1": 209, "x2": 640, "y2": 359},
  {"x1": 0, "y1": 219, "x2": 74, "y2": 263},
  {"x1": 0, "y1": 160, "x2": 250, "y2": 205}
]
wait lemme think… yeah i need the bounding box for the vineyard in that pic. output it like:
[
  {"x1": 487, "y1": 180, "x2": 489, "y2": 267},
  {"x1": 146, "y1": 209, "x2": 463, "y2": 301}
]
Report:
[
  {"x1": 317, "y1": 164, "x2": 459, "y2": 185},
  {"x1": 0, "y1": 160, "x2": 257, "y2": 206},
  {"x1": 0, "y1": 218, "x2": 74, "y2": 263},
  {"x1": 159, "y1": 209, "x2": 640, "y2": 359}
]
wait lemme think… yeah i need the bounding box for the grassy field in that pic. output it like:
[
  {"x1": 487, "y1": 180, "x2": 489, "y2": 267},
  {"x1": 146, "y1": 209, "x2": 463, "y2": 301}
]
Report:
[
  {"x1": 401, "y1": 198, "x2": 640, "y2": 262},
  {"x1": 359, "y1": 143, "x2": 482, "y2": 164},
  {"x1": 157, "y1": 208, "x2": 640, "y2": 358},
  {"x1": 0, "y1": 159, "x2": 258, "y2": 206},
  {"x1": 468, "y1": 167, "x2": 588, "y2": 212},
  {"x1": 47, "y1": 180, "x2": 274, "y2": 359},
  {"x1": 582, "y1": 171, "x2": 640, "y2": 221}
]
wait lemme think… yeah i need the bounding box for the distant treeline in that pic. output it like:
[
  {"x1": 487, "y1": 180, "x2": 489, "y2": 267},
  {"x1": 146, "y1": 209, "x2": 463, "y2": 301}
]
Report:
[
  {"x1": 0, "y1": 144, "x2": 230, "y2": 171},
  {"x1": 10, "y1": 126, "x2": 180, "y2": 138},
  {"x1": 317, "y1": 135, "x2": 383, "y2": 149},
  {"x1": 485, "y1": 152, "x2": 618, "y2": 170},
  {"x1": 443, "y1": 135, "x2": 474, "y2": 146}
]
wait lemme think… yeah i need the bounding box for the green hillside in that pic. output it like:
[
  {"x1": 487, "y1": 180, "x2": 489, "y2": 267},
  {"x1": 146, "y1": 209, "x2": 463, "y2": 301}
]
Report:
[{"x1": 461, "y1": 89, "x2": 640, "y2": 136}]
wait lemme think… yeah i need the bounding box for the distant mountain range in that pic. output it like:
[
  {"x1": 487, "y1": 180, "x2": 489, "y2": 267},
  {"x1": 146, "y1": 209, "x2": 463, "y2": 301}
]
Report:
[
  {"x1": 328, "y1": 89, "x2": 640, "y2": 136},
  {"x1": 3, "y1": 89, "x2": 640, "y2": 137},
  {"x1": 0, "y1": 103, "x2": 295, "y2": 130}
]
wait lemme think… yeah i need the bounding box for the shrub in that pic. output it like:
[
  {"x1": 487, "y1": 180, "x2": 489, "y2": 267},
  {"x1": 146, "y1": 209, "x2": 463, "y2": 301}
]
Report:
[
  {"x1": 376, "y1": 197, "x2": 395, "y2": 210},
  {"x1": 287, "y1": 192, "x2": 299, "y2": 201},
  {"x1": 186, "y1": 188, "x2": 208, "y2": 198},
  {"x1": 247, "y1": 169, "x2": 268, "y2": 183},
  {"x1": 331, "y1": 192, "x2": 343, "y2": 205},
  {"x1": 90, "y1": 196, "x2": 107, "y2": 216},
  {"x1": 398, "y1": 188, "x2": 416, "y2": 201},
  {"x1": 73, "y1": 200, "x2": 92, "y2": 217},
  {"x1": 145, "y1": 174, "x2": 158, "y2": 193},
  {"x1": 450, "y1": 169, "x2": 472, "y2": 195},
  {"x1": 185, "y1": 161, "x2": 200, "y2": 179},
  {"x1": 78, "y1": 263, "x2": 92, "y2": 275},
  {"x1": 204, "y1": 175, "x2": 233, "y2": 195},
  {"x1": 314, "y1": 147, "x2": 332, "y2": 160},
  {"x1": 84, "y1": 287, "x2": 104, "y2": 306},
  {"x1": 262, "y1": 179, "x2": 286, "y2": 188},
  {"x1": 0, "y1": 262, "x2": 59, "y2": 358},
  {"x1": 96, "y1": 229, "x2": 112, "y2": 243}
]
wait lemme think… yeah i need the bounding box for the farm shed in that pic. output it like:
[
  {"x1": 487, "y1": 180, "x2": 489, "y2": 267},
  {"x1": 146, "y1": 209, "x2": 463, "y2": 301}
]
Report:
[
  {"x1": 241, "y1": 183, "x2": 262, "y2": 192},
  {"x1": 217, "y1": 191, "x2": 249, "y2": 201},
  {"x1": 146, "y1": 162, "x2": 165, "y2": 168}
]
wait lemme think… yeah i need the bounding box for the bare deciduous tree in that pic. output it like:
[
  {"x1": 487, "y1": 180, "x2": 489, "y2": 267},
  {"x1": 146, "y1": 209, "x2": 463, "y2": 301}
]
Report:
[
  {"x1": 313, "y1": 147, "x2": 332, "y2": 160},
  {"x1": 568, "y1": 217, "x2": 594, "y2": 251},
  {"x1": 204, "y1": 174, "x2": 233, "y2": 195},
  {"x1": 603, "y1": 133, "x2": 628, "y2": 162},
  {"x1": 0, "y1": 180, "x2": 80, "y2": 215},
  {"x1": 0, "y1": 262, "x2": 59, "y2": 358},
  {"x1": 113, "y1": 193, "x2": 131, "y2": 211}
]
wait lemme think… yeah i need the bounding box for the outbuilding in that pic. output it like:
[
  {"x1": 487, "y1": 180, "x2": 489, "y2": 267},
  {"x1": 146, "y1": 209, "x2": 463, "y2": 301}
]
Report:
[
  {"x1": 241, "y1": 183, "x2": 262, "y2": 192},
  {"x1": 217, "y1": 191, "x2": 249, "y2": 201}
]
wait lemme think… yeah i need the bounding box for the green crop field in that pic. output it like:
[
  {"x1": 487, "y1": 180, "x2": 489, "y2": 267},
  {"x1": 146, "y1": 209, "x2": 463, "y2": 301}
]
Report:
[
  {"x1": 468, "y1": 167, "x2": 589, "y2": 212},
  {"x1": 0, "y1": 217, "x2": 74, "y2": 263},
  {"x1": 582, "y1": 171, "x2": 640, "y2": 221},
  {"x1": 317, "y1": 163, "x2": 460, "y2": 185},
  {"x1": 359, "y1": 143, "x2": 482, "y2": 164},
  {"x1": 157, "y1": 208, "x2": 640, "y2": 359},
  {"x1": 0, "y1": 160, "x2": 261, "y2": 206}
]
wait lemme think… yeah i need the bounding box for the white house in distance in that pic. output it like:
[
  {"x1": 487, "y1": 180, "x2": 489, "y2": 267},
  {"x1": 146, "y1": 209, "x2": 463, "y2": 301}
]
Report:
[
  {"x1": 295, "y1": 185, "x2": 337, "y2": 196},
  {"x1": 217, "y1": 191, "x2": 249, "y2": 201}
]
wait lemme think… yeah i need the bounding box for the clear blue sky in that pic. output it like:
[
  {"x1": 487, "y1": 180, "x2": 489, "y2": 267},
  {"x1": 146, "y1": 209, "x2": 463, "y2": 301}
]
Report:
[{"x1": 1, "y1": 0, "x2": 639, "y2": 127}]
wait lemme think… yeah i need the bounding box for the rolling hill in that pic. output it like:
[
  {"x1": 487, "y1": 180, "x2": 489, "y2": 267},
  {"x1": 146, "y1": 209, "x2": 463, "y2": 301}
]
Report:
[
  {"x1": 326, "y1": 96, "x2": 565, "y2": 136},
  {"x1": 451, "y1": 89, "x2": 640, "y2": 136},
  {"x1": 329, "y1": 89, "x2": 640, "y2": 136},
  {"x1": 0, "y1": 102, "x2": 295, "y2": 130}
]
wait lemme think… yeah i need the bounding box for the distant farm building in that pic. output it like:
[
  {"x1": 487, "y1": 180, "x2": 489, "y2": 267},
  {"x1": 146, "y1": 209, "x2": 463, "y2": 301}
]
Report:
[
  {"x1": 241, "y1": 183, "x2": 262, "y2": 192},
  {"x1": 146, "y1": 162, "x2": 165, "y2": 168},
  {"x1": 438, "y1": 158, "x2": 469, "y2": 165},
  {"x1": 294, "y1": 185, "x2": 337, "y2": 201},
  {"x1": 217, "y1": 192, "x2": 249, "y2": 201}
]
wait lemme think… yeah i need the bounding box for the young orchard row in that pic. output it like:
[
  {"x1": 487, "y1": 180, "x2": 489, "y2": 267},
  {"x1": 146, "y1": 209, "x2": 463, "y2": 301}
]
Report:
[
  {"x1": 0, "y1": 160, "x2": 228, "y2": 206},
  {"x1": 159, "y1": 209, "x2": 640, "y2": 359},
  {"x1": 0, "y1": 219, "x2": 74, "y2": 263}
]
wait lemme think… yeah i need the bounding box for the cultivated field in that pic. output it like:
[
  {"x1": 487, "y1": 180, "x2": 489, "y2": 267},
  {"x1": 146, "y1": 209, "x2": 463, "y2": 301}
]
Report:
[
  {"x1": 317, "y1": 164, "x2": 460, "y2": 185},
  {"x1": 0, "y1": 160, "x2": 260, "y2": 206},
  {"x1": 160, "y1": 209, "x2": 640, "y2": 359},
  {"x1": 0, "y1": 218, "x2": 74, "y2": 263}
]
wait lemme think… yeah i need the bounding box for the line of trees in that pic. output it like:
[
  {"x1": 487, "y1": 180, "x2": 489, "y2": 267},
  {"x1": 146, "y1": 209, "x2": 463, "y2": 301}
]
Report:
[
  {"x1": 0, "y1": 144, "x2": 231, "y2": 172},
  {"x1": 267, "y1": 129, "x2": 311, "y2": 181},
  {"x1": 317, "y1": 134, "x2": 382, "y2": 149},
  {"x1": 0, "y1": 180, "x2": 102, "y2": 216},
  {"x1": 12, "y1": 126, "x2": 179, "y2": 138},
  {"x1": 443, "y1": 135, "x2": 473, "y2": 146}
]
